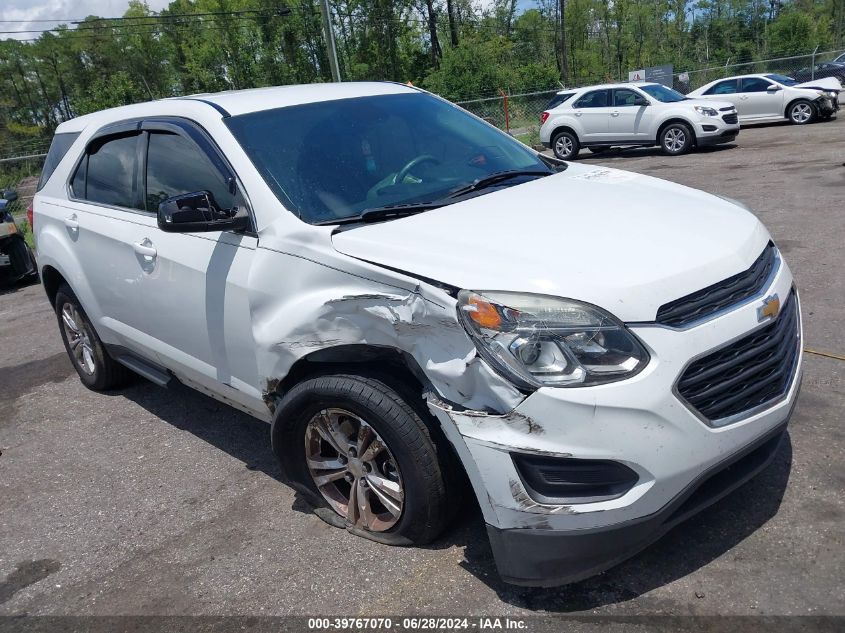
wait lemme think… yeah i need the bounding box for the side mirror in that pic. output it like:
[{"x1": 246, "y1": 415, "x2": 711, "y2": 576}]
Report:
[
  {"x1": 157, "y1": 191, "x2": 249, "y2": 233},
  {"x1": 633, "y1": 98, "x2": 650, "y2": 106},
  {"x1": 3, "y1": 189, "x2": 18, "y2": 201},
  {"x1": 766, "y1": 85, "x2": 781, "y2": 92}
]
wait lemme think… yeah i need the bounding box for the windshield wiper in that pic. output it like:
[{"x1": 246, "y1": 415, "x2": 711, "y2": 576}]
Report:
[
  {"x1": 315, "y1": 201, "x2": 447, "y2": 226},
  {"x1": 447, "y1": 169, "x2": 552, "y2": 199}
]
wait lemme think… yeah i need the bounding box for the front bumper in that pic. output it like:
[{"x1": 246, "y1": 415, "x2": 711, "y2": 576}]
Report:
[
  {"x1": 694, "y1": 113, "x2": 739, "y2": 146},
  {"x1": 428, "y1": 248, "x2": 801, "y2": 585},
  {"x1": 816, "y1": 96, "x2": 840, "y2": 115},
  {"x1": 487, "y1": 419, "x2": 790, "y2": 585}
]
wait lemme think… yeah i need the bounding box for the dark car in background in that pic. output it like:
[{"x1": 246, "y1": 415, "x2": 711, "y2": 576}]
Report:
[
  {"x1": 0, "y1": 190, "x2": 37, "y2": 285},
  {"x1": 792, "y1": 62, "x2": 845, "y2": 84}
]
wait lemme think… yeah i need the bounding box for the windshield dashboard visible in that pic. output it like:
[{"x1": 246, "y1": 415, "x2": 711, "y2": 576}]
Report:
[{"x1": 225, "y1": 93, "x2": 551, "y2": 225}]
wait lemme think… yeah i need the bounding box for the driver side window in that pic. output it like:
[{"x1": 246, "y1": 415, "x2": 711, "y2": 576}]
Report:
[{"x1": 145, "y1": 131, "x2": 234, "y2": 213}]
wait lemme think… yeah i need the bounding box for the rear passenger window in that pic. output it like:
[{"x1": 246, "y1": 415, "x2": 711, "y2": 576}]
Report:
[
  {"x1": 705, "y1": 80, "x2": 739, "y2": 95},
  {"x1": 79, "y1": 134, "x2": 142, "y2": 210},
  {"x1": 145, "y1": 132, "x2": 234, "y2": 212},
  {"x1": 545, "y1": 93, "x2": 574, "y2": 110},
  {"x1": 37, "y1": 132, "x2": 80, "y2": 191},
  {"x1": 574, "y1": 90, "x2": 609, "y2": 108}
]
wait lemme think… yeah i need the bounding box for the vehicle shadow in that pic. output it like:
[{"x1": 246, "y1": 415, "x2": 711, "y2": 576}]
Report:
[
  {"x1": 579, "y1": 144, "x2": 737, "y2": 161},
  {"x1": 112, "y1": 378, "x2": 792, "y2": 611}
]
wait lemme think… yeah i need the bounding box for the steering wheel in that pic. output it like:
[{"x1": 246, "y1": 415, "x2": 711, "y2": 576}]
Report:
[{"x1": 393, "y1": 154, "x2": 441, "y2": 185}]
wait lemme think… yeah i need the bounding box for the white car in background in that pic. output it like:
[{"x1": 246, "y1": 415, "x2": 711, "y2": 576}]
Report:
[
  {"x1": 687, "y1": 73, "x2": 841, "y2": 125},
  {"x1": 539, "y1": 82, "x2": 739, "y2": 160}
]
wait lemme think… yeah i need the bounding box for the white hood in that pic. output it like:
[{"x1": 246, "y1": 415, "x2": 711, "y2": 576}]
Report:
[
  {"x1": 793, "y1": 77, "x2": 842, "y2": 91},
  {"x1": 331, "y1": 164, "x2": 770, "y2": 322}
]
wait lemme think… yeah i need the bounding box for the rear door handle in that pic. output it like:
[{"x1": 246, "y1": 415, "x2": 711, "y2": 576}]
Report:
[
  {"x1": 611, "y1": 111, "x2": 620, "y2": 117},
  {"x1": 574, "y1": 112, "x2": 582, "y2": 117},
  {"x1": 64, "y1": 214, "x2": 79, "y2": 230},
  {"x1": 133, "y1": 239, "x2": 157, "y2": 259}
]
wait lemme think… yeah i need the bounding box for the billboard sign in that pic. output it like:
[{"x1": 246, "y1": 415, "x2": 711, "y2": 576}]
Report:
[{"x1": 629, "y1": 64, "x2": 674, "y2": 87}]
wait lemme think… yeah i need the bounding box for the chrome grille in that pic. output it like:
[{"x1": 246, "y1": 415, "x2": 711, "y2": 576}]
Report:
[
  {"x1": 656, "y1": 243, "x2": 777, "y2": 328},
  {"x1": 676, "y1": 290, "x2": 800, "y2": 425}
]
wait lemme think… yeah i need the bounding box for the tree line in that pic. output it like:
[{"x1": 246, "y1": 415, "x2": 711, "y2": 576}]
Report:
[{"x1": 0, "y1": 0, "x2": 842, "y2": 149}]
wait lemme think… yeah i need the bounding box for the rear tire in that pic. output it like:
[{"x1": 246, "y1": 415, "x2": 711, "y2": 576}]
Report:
[
  {"x1": 272, "y1": 374, "x2": 455, "y2": 546},
  {"x1": 552, "y1": 130, "x2": 579, "y2": 160},
  {"x1": 660, "y1": 122, "x2": 693, "y2": 155},
  {"x1": 55, "y1": 284, "x2": 133, "y2": 390},
  {"x1": 787, "y1": 100, "x2": 816, "y2": 125}
]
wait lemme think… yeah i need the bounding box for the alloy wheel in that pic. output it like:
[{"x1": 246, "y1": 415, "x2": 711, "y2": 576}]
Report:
[
  {"x1": 664, "y1": 127, "x2": 686, "y2": 152},
  {"x1": 791, "y1": 103, "x2": 812, "y2": 123},
  {"x1": 61, "y1": 303, "x2": 96, "y2": 375},
  {"x1": 555, "y1": 135, "x2": 574, "y2": 158},
  {"x1": 305, "y1": 408, "x2": 404, "y2": 532}
]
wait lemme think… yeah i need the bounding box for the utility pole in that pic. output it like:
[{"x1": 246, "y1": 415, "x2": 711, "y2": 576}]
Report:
[
  {"x1": 319, "y1": 0, "x2": 341, "y2": 82},
  {"x1": 559, "y1": 0, "x2": 568, "y2": 85}
]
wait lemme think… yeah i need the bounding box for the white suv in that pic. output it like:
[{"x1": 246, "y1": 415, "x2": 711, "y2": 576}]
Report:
[
  {"x1": 687, "y1": 73, "x2": 841, "y2": 124},
  {"x1": 539, "y1": 82, "x2": 739, "y2": 159},
  {"x1": 34, "y1": 82, "x2": 801, "y2": 587}
]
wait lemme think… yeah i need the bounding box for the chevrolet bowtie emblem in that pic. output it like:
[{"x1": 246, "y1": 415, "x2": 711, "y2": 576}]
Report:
[{"x1": 757, "y1": 294, "x2": 781, "y2": 322}]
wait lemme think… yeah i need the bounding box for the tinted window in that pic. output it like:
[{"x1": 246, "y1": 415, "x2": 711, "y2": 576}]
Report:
[
  {"x1": 84, "y1": 134, "x2": 142, "y2": 209},
  {"x1": 766, "y1": 74, "x2": 799, "y2": 86},
  {"x1": 37, "y1": 132, "x2": 80, "y2": 191},
  {"x1": 574, "y1": 90, "x2": 609, "y2": 108},
  {"x1": 704, "y1": 79, "x2": 739, "y2": 95},
  {"x1": 740, "y1": 77, "x2": 773, "y2": 92},
  {"x1": 639, "y1": 84, "x2": 686, "y2": 102},
  {"x1": 145, "y1": 132, "x2": 233, "y2": 212},
  {"x1": 545, "y1": 93, "x2": 574, "y2": 109},
  {"x1": 613, "y1": 89, "x2": 642, "y2": 106},
  {"x1": 70, "y1": 156, "x2": 87, "y2": 198},
  {"x1": 226, "y1": 92, "x2": 548, "y2": 224}
]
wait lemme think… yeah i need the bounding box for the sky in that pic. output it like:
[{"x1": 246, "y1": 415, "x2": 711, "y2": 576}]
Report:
[
  {"x1": 0, "y1": 0, "x2": 173, "y2": 40},
  {"x1": 1, "y1": 0, "x2": 529, "y2": 41}
]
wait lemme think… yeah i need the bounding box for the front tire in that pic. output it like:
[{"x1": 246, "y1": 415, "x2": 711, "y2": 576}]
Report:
[
  {"x1": 660, "y1": 122, "x2": 693, "y2": 155},
  {"x1": 552, "y1": 130, "x2": 579, "y2": 160},
  {"x1": 273, "y1": 374, "x2": 454, "y2": 545},
  {"x1": 788, "y1": 100, "x2": 816, "y2": 125},
  {"x1": 55, "y1": 284, "x2": 132, "y2": 390}
]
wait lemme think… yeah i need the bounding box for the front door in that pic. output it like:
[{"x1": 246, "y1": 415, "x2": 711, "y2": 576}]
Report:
[
  {"x1": 609, "y1": 88, "x2": 650, "y2": 141},
  {"x1": 135, "y1": 122, "x2": 264, "y2": 415},
  {"x1": 738, "y1": 77, "x2": 784, "y2": 119}
]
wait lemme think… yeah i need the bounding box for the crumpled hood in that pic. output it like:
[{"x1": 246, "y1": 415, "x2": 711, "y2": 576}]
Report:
[
  {"x1": 794, "y1": 77, "x2": 841, "y2": 91},
  {"x1": 331, "y1": 164, "x2": 770, "y2": 322}
]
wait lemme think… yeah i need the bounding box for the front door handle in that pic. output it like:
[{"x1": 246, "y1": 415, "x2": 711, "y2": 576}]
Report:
[
  {"x1": 611, "y1": 111, "x2": 620, "y2": 117},
  {"x1": 64, "y1": 214, "x2": 79, "y2": 230},
  {"x1": 133, "y1": 239, "x2": 157, "y2": 259}
]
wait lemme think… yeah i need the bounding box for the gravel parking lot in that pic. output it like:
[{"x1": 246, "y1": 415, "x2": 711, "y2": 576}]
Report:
[{"x1": 1, "y1": 117, "x2": 843, "y2": 621}]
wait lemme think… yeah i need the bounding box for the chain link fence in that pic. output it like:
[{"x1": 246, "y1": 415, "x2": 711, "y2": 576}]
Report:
[{"x1": 673, "y1": 48, "x2": 845, "y2": 93}]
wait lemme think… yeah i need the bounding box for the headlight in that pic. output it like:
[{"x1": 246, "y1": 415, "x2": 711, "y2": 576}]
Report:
[
  {"x1": 694, "y1": 105, "x2": 719, "y2": 117},
  {"x1": 457, "y1": 290, "x2": 649, "y2": 389}
]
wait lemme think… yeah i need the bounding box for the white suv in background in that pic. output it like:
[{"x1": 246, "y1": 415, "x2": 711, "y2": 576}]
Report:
[
  {"x1": 34, "y1": 82, "x2": 801, "y2": 587},
  {"x1": 539, "y1": 82, "x2": 739, "y2": 159},
  {"x1": 687, "y1": 73, "x2": 841, "y2": 125}
]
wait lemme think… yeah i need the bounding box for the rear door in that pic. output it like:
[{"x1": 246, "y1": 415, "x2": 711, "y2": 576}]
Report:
[
  {"x1": 571, "y1": 90, "x2": 612, "y2": 141},
  {"x1": 738, "y1": 76, "x2": 783, "y2": 119},
  {"x1": 135, "y1": 119, "x2": 264, "y2": 414},
  {"x1": 61, "y1": 125, "x2": 163, "y2": 359}
]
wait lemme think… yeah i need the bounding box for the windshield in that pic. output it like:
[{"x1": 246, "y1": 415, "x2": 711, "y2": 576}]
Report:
[
  {"x1": 226, "y1": 92, "x2": 550, "y2": 224},
  {"x1": 638, "y1": 84, "x2": 687, "y2": 102},
  {"x1": 766, "y1": 74, "x2": 799, "y2": 86}
]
